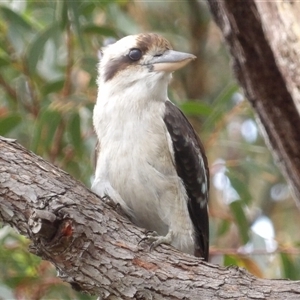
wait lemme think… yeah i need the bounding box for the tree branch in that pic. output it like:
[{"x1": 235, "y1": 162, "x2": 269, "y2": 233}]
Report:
[{"x1": 1, "y1": 137, "x2": 300, "y2": 299}]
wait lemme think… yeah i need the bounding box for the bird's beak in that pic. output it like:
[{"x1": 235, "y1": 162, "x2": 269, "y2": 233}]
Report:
[{"x1": 150, "y1": 50, "x2": 196, "y2": 72}]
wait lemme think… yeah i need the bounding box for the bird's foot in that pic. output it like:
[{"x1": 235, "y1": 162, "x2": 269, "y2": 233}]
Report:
[{"x1": 139, "y1": 230, "x2": 173, "y2": 251}]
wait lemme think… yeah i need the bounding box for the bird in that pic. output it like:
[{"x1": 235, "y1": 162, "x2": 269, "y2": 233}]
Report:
[{"x1": 92, "y1": 33, "x2": 209, "y2": 260}]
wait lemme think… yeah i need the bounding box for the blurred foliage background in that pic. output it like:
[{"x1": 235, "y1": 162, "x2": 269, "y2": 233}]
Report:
[{"x1": 0, "y1": 0, "x2": 300, "y2": 299}]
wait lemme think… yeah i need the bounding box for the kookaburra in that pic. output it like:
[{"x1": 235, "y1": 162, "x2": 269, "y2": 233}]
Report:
[{"x1": 92, "y1": 33, "x2": 209, "y2": 260}]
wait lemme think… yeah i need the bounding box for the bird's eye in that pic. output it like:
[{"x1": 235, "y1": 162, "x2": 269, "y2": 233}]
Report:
[{"x1": 128, "y1": 48, "x2": 142, "y2": 61}]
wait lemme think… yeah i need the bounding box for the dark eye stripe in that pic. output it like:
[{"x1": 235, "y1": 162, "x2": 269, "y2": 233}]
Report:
[
  {"x1": 103, "y1": 49, "x2": 144, "y2": 82},
  {"x1": 103, "y1": 55, "x2": 130, "y2": 82}
]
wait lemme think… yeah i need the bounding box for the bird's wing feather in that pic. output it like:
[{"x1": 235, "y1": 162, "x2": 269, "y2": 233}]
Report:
[{"x1": 163, "y1": 100, "x2": 209, "y2": 260}]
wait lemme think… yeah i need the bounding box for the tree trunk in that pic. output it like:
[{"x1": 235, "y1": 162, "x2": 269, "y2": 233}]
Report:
[
  {"x1": 1, "y1": 138, "x2": 300, "y2": 299},
  {"x1": 207, "y1": 0, "x2": 300, "y2": 204}
]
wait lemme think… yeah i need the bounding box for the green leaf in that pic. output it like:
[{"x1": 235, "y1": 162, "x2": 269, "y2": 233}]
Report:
[
  {"x1": 55, "y1": 0, "x2": 68, "y2": 29},
  {"x1": 67, "y1": 0, "x2": 85, "y2": 51},
  {"x1": 212, "y1": 82, "x2": 239, "y2": 106},
  {"x1": 280, "y1": 253, "x2": 300, "y2": 280},
  {"x1": 179, "y1": 101, "x2": 212, "y2": 117},
  {"x1": 0, "y1": 55, "x2": 10, "y2": 68},
  {"x1": 68, "y1": 112, "x2": 82, "y2": 156},
  {"x1": 0, "y1": 114, "x2": 22, "y2": 135},
  {"x1": 26, "y1": 23, "x2": 59, "y2": 74},
  {"x1": 0, "y1": 6, "x2": 34, "y2": 53},
  {"x1": 241, "y1": 158, "x2": 278, "y2": 177},
  {"x1": 82, "y1": 25, "x2": 118, "y2": 37},
  {"x1": 227, "y1": 170, "x2": 252, "y2": 206},
  {"x1": 217, "y1": 219, "x2": 230, "y2": 237},
  {"x1": 229, "y1": 200, "x2": 250, "y2": 245},
  {"x1": 224, "y1": 254, "x2": 238, "y2": 267},
  {"x1": 0, "y1": 6, "x2": 32, "y2": 31},
  {"x1": 80, "y1": 56, "x2": 98, "y2": 79},
  {"x1": 203, "y1": 83, "x2": 239, "y2": 130},
  {"x1": 42, "y1": 79, "x2": 65, "y2": 95},
  {"x1": 80, "y1": 2, "x2": 97, "y2": 16},
  {"x1": 31, "y1": 109, "x2": 62, "y2": 154}
]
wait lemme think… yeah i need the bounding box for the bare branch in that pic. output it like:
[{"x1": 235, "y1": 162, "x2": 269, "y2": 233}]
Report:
[{"x1": 1, "y1": 137, "x2": 300, "y2": 299}]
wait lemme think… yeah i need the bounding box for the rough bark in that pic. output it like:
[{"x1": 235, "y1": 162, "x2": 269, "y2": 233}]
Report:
[
  {"x1": 207, "y1": 0, "x2": 300, "y2": 203},
  {"x1": 1, "y1": 137, "x2": 300, "y2": 299}
]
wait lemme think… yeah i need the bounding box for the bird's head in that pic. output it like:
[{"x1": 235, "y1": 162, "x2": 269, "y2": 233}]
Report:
[{"x1": 97, "y1": 33, "x2": 196, "y2": 99}]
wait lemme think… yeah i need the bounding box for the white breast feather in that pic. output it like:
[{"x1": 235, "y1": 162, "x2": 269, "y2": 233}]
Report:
[{"x1": 92, "y1": 72, "x2": 195, "y2": 254}]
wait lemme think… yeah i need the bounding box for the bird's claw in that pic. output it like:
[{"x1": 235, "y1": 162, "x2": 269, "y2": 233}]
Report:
[
  {"x1": 139, "y1": 230, "x2": 173, "y2": 251},
  {"x1": 138, "y1": 231, "x2": 158, "y2": 246}
]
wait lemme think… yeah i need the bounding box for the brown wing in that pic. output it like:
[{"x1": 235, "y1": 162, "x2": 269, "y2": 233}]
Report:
[{"x1": 163, "y1": 100, "x2": 209, "y2": 260}]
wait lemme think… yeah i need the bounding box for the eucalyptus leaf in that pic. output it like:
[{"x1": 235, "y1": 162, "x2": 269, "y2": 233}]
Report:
[
  {"x1": 80, "y1": 56, "x2": 98, "y2": 79},
  {"x1": 0, "y1": 55, "x2": 10, "y2": 68},
  {"x1": 82, "y1": 25, "x2": 118, "y2": 37},
  {"x1": 179, "y1": 101, "x2": 212, "y2": 116},
  {"x1": 67, "y1": 0, "x2": 85, "y2": 51},
  {"x1": 0, "y1": 6, "x2": 32, "y2": 31},
  {"x1": 26, "y1": 23, "x2": 59, "y2": 74},
  {"x1": 42, "y1": 79, "x2": 65, "y2": 95},
  {"x1": 229, "y1": 200, "x2": 250, "y2": 245},
  {"x1": 0, "y1": 114, "x2": 22, "y2": 135},
  {"x1": 224, "y1": 254, "x2": 238, "y2": 267},
  {"x1": 203, "y1": 83, "x2": 238, "y2": 131},
  {"x1": 68, "y1": 112, "x2": 82, "y2": 156},
  {"x1": 31, "y1": 109, "x2": 62, "y2": 154},
  {"x1": 280, "y1": 253, "x2": 300, "y2": 280},
  {"x1": 217, "y1": 219, "x2": 230, "y2": 237},
  {"x1": 227, "y1": 170, "x2": 252, "y2": 206}
]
